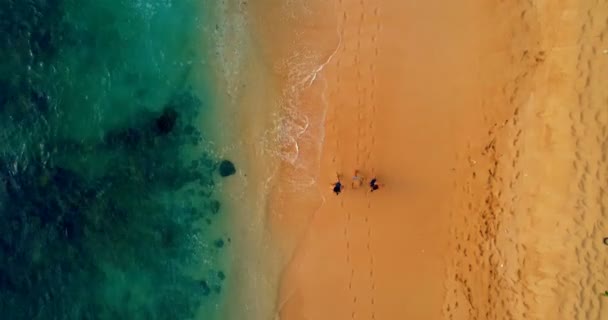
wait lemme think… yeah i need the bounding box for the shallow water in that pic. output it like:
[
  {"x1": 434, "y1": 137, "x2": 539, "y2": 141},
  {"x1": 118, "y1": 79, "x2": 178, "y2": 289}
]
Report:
[{"x1": 0, "y1": 1, "x2": 231, "y2": 319}]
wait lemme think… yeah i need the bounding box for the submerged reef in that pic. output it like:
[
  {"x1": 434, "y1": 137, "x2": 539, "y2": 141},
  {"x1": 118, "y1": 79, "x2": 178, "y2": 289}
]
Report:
[
  {"x1": 0, "y1": 0, "x2": 228, "y2": 319},
  {"x1": 0, "y1": 92, "x2": 226, "y2": 320}
]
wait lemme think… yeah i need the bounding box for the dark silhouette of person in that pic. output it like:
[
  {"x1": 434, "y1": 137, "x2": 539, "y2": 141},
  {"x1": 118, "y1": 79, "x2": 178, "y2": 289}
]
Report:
[
  {"x1": 370, "y1": 178, "x2": 380, "y2": 192},
  {"x1": 332, "y1": 181, "x2": 343, "y2": 195}
]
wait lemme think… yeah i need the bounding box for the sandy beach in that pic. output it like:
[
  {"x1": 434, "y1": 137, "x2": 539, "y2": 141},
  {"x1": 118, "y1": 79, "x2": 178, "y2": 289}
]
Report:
[
  {"x1": 264, "y1": 1, "x2": 482, "y2": 318},
  {"x1": 226, "y1": 0, "x2": 608, "y2": 319}
]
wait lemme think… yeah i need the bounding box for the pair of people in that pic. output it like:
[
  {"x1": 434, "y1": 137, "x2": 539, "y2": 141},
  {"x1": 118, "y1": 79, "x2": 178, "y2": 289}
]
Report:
[{"x1": 332, "y1": 171, "x2": 381, "y2": 195}]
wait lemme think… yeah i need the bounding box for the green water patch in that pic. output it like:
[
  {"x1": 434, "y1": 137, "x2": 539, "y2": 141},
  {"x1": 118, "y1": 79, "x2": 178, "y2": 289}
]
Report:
[{"x1": 0, "y1": 0, "x2": 232, "y2": 319}]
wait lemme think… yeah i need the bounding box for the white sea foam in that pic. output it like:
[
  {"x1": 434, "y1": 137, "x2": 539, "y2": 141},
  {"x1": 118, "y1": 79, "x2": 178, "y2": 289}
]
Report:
[{"x1": 257, "y1": 14, "x2": 341, "y2": 192}]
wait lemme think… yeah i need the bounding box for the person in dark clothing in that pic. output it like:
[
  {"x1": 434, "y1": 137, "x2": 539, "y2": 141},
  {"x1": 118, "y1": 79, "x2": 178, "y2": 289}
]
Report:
[
  {"x1": 332, "y1": 181, "x2": 343, "y2": 195},
  {"x1": 369, "y1": 178, "x2": 380, "y2": 192},
  {"x1": 332, "y1": 174, "x2": 343, "y2": 195}
]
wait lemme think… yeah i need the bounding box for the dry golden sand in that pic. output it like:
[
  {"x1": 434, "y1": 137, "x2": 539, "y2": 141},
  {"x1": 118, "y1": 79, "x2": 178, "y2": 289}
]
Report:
[
  {"x1": 237, "y1": 0, "x2": 608, "y2": 319},
  {"x1": 443, "y1": 1, "x2": 608, "y2": 319}
]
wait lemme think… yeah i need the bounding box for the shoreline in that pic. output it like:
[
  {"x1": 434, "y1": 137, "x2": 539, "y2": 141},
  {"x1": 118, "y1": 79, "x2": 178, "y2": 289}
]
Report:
[
  {"x1": 213, "y1": 1, "x2": 344, "y2": 319},
  {"x1": 247, "y1": 0, "x2": 340, "y2": 261},
  {"x1": 202, "y1": 1, "x2": 286, "y2": 319}
]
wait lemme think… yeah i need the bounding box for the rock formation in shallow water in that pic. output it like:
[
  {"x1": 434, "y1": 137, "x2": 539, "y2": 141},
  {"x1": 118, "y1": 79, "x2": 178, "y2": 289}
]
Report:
[
  {"x1": 154, "y1": 107, "x2": 178, "y2": 136},
  {"x1": 218, "y1": 160, "x2": 236, "y2": 177}
]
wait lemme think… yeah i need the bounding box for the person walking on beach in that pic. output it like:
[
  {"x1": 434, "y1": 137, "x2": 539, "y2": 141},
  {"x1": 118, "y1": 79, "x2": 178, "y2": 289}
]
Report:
[
  {"x1": 332, "y1": 174, "x2": 343, "y2": 195},
  {"x1": 369, "y1": 177, "x2": 381, "y2": 192}
]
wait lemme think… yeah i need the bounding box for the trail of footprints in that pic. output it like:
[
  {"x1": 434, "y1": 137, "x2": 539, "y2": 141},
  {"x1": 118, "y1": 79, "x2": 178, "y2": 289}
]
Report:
[
  {"x1": 343, "y1": 207, "x2": 358, "y2": 319},
  {"x1": 444, "y1": 2, "x2": 608, "y2": 319},
  {"x1": 568, "y1": 5, "x2": 608, "y2": 319},
  {"x1": 334, "y1": 1, "x2": 358, "y2": 318},
  {"x1": 333, "y1": 4, "x2": 361, "y2": 317},
  {"x1": 444, "y1": 1, "x2": 541, "y2": 319},
  {"x1": 444, "y1": 90, "x2": 529, "y2": 318},
  {"x1": 355, "y1": 2, "x2": 381, "y2": 319},
  {"x1": 332, "y1": 1, "x2": 382, "y2": 319}
]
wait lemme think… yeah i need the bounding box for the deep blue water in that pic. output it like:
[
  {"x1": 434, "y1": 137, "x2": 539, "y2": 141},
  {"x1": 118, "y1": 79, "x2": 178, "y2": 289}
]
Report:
[{"x1": 0, "y1": 1, "x2": 231, "y2": 319}]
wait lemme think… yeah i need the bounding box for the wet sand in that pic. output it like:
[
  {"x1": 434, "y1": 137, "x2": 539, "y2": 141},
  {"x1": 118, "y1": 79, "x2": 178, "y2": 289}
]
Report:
[
  {"x1": 238, "y1": 0, "x2": 608, "y2": 319},
  {"x1": 269, "y1": 1, "x2": 482, "y2": 318},
  {"x1": 206, "y1": 1, "x2": 283, "y2": 319}
]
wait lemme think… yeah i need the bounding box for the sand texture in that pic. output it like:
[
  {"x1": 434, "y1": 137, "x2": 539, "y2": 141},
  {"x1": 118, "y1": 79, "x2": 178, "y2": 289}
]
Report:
[
  {"x1": 442, "y1": 1, "x2": 608, "y2": 319},
  {"x1": 239, "y1": 0, "x2": 608, "y2": 319}
]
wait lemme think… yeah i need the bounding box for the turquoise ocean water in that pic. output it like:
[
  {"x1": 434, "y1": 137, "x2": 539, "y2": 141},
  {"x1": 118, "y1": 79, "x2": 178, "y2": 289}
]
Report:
[{"x1": 0, "y1": 1, "x2": 233, "y2": 319}]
